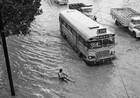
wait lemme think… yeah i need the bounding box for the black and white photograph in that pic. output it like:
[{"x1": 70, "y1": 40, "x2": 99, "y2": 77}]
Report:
[{"x1": 0, "y1": 0, "x2": 140, "y2": 98}]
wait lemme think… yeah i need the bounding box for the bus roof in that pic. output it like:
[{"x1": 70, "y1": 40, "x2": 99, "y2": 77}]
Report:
[{"x1": 59, "y1": 10, "x2": 114, "y2": 41}]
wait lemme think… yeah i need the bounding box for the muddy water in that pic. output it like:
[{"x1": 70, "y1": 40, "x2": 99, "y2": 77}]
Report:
[{"x1": 0, "y1": 0, "x2": 140, "y2": 98}]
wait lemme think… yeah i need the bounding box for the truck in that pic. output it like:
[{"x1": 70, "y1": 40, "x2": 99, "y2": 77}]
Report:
[
  {"x1": 68, "y1": 3, "x2": 93, "y2": 19},
  {"x1": 110, "y1": 8, "x2": 140, "y2": 38}
]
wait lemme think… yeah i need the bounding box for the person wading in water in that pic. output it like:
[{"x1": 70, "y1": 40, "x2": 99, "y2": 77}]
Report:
[{"x1": 58, "y1": 68, "x2": 75, "y2": 83}]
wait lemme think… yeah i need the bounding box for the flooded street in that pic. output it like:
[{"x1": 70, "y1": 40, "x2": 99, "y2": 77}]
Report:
[{"x1": 0, "y1": 0, "x2": 140, "y2": 98}]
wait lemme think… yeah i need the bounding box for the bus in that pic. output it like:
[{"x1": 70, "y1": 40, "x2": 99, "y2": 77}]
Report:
[{"x1": 59, "y1": 10, "x2": 115, "y2": 64}]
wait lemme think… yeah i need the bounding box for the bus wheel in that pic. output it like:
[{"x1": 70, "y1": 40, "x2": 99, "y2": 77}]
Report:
[
  {"x1": 60, "y1": 31, "x2": 63, "y2": 36},
  {"x1": 78, "y1": 52, "x2": 83, "y2": 58},
  {"x1": 133, "y1": 31, "x2": 136, "y2": 38},
  {"x1": 60, "y1": 31, "x2": 63, "y2": 35},
  {"x1": 61, "y1": 31, "x2": 66, "y2": 38},
  {"x1": 75, "y1": 48, "x2": 79, "y2": 53}
]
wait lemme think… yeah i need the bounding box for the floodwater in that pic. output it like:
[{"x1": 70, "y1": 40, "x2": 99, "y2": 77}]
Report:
[{"x1": 0, "y1": 0, "x2": 140, "y2": 98}]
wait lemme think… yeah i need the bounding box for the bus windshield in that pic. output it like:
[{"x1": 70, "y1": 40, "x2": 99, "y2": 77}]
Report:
[
  {"x1": 88, "y1": 36, "x2": 115, "y2": 49},
  {"x1": 131, "y1": 20, "x2": 140, "y2": 24},
  {"x1": 101, "y1": 38, "x2": 115, "y2": 46}
]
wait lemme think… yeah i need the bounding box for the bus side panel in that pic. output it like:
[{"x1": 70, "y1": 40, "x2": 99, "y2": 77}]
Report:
[
  {"x1": 77, "y1": 40, "x2": 88, "y2": 57},
  {"x1": 61, "y1": 25, "x2": 77, "y2": 48}
]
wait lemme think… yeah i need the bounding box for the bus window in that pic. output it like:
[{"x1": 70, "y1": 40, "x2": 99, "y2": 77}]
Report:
[
  {"x1": 59, "y1": 17, "x2": 64, "y2": 24},
  {"x1": 102, "y1": 39, "x2": 108, "y2": 47},
  {"x1": 87, "y1": 41, "x2": 101, "y2": 49},
  {"x1": 90, "y1": 42, "x2": 98, "y2": 48},
  {"x1": 77, "y1": 34, "x2": 87, "y2": 46},
  {"x1": 67, "y1": 24, "x2": 71, "y2": 30},
  {"x1": 71, "y1": 28, "x2": 76, "y2": 36},
  {"x1": 102, "y1": 37, "x2": 115, "y2": 47},
  {"x1": 78, "y1": 34, "x2": 83, "y2": 43},
  {"x1": 61, "y1": 19, "x2": 64, "y2": 24},
  {"x1": 87, "y1": 37, "x2": 115, "y2": 48},
  {"x1": 63, "y1": 21, "x2": 66, "y2": 26}
]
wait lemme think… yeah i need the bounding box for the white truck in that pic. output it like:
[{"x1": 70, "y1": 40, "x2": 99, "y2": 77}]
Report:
[{"x1": 110, "y1": 8, "x2": 140, "y2": 38}]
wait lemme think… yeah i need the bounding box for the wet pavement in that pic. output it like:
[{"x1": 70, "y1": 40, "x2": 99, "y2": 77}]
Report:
[{"x1": 0, "y1": 0, "x2": 140, "y2": 98}]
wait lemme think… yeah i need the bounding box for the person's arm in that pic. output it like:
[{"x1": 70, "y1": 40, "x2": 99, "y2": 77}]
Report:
[
  {"x1": 58, "y1": 73, "x2": 61, "y2": 78},
  {"x1": 62, "y1": 73, "x2": 69, "y2": 78}
]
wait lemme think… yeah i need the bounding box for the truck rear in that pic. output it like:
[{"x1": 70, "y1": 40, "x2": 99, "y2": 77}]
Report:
[{"x1": 110, "y1": 8, "x2": 140, "y2": 38}]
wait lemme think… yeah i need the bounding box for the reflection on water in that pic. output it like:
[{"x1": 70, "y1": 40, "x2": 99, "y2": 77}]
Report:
[{"x1": 0, "y1": 0, "x2": 140, "y2": 98}]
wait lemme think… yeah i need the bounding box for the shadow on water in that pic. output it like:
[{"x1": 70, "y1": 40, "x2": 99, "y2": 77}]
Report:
[
  {"x1": 86, "y1": 60, "x2": 115, "y2": 67},
  {"x1": 115, "y1": 26, "x2": 140, "y2": 39}
]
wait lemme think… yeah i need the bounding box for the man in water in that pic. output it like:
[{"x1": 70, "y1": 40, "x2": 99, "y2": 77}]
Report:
[
  {"x1": 93, "y1": 15, "x2": 97, "y2": 21},
  {"x1": 58, "y1": 68, "x2": 74, "y2": 83}
]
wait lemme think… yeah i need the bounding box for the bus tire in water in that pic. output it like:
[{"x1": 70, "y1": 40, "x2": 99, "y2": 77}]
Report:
[
  {"x1": 133, "y1": 31, "x2": 136, "y2": 38},
  {"x1": 61, "y1": 31, "x2": 66, "y2": 39},
  {"x1": 78, "y1": 52, "x2": 83, "y2": 58}
]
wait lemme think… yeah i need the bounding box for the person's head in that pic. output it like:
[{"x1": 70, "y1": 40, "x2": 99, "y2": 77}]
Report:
[{"x1": 59, "y1": 68, "x2": 63, "y2": 73}]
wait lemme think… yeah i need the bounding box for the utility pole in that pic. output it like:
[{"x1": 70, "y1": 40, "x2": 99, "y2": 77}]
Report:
[{"x1": 0, "y1": 3, "x2": 15, "y2": 96}]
